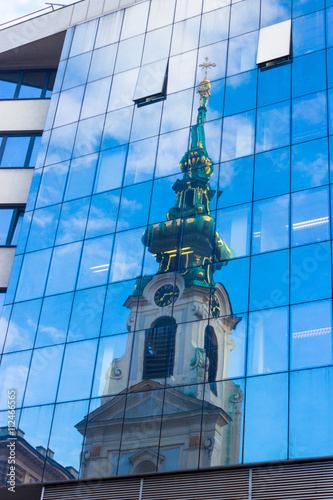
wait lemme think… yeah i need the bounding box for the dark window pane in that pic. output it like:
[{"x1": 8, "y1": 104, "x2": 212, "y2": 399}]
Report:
[
  {"x1": 18, "y1": 71, "x2": 46, "y2": 98},
  {"x1": 1, "y1": 136, "x2": 31, "y2": 167},
  {"x1": 0, "y1": 72, "x2": 20, "y2": 99}
]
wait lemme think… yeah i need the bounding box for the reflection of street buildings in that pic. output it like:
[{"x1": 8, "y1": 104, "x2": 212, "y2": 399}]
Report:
[
  {"x1": 77, "y1": 66, "x2": 244, "y2": 478},
  {"x1": 0, "y1": 427, "x2": 77, "y2": 485}
]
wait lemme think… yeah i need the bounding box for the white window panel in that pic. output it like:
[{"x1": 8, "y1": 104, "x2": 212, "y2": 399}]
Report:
[
  {"x1": 133, "y1": 59, "x2": 168, "y2": 104},
  {"x1": 256, "y1": 19, "x2": 291, "y2": 66}
]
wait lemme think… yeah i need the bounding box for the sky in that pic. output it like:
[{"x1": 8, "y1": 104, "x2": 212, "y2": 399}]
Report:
[{"x1": 0, "y1": 0, "x2": 81, "y2": 25}]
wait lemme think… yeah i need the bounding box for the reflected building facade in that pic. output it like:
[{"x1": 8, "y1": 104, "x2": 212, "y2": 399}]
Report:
[{"x1": 1, "y1": 0, "x2": 333, "y2": 498}]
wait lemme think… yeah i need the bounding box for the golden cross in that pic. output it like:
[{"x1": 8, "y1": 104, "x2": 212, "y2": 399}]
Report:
[{"x1": 199, "y1": 57, "x2": 216, "y2": 80}]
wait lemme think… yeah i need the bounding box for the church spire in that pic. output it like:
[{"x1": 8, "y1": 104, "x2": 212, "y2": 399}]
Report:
[{"x1": 140, "y1": 60, "x2": 234, "y2": 292}]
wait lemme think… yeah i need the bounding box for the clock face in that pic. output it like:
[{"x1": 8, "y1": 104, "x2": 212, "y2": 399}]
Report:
[
  {"x1": 154, "y1": 284, "x2": 180, "y2": 307},
  {"x1": 211, "y1": 294, "x2": 220, "y2": 318}
]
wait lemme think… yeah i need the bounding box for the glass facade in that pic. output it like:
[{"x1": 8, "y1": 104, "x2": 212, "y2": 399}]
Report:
[{"x1": 1, "y1": 0, "x2": 333, "y2": 485}]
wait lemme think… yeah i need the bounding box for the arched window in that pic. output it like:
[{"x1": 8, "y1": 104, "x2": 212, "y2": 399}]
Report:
[
  {"x1": 205, "y1": 326, "x2": 218, "y2": 395},
  {"x1": 143, "y1": 317, "x2": 176, "y2": 379}
]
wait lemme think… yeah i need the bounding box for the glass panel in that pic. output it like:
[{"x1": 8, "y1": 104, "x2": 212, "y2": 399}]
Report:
[
  {"x1": 124, "y1": 136, "x2": 158, "y2": 185},
  {"x1": 130, "y1": 101, "x2": 163, "y2": 142},
  {"x1": 88, "y1": 44, "x2": 117, "y2": 82},
  {"x1": 102, "y1": 107, "x2": 133, "y2": 149},
  {"x1": 101, "y1": 279, "x2": 139, "y2": 336},
  {"x1": 118, "y1": 389, "x2": 164, "y2": 475},
  {"x1": 254, "y1": 147, "x2": 290, "y2": 200},
  {"x1": 292, "y1": 51, "x2": 326, "y2": 98},
  {"x1": 70, "y1": 19, "x2": 98, "y2": 57},
  {"x1": 53, "y1": 86, "x2": 84, "y2": 127},
  {"x1": 117, "y1": 182, "x2": 152, "y2": 231},
  {"x1": 55, "y1": 197, "x2": 89, "y2": 245},
  {"x1": 213, "y1": 257, "x2": 250, "y2": 315},
  {"x1": 26, "y1": 205, "x2": 61, "y2": 252},
  {"x1": 114, "y1": 35, "x2": 144, "y2": 74},
  {"x1": 256, "y1": 101, "x2": 290, "y2": 153},
  {"x1": 86, "y1": 190, "x2": 120, "y2": 239},
  {"x1": 0, "y1": 305, "x2": 11, "y2": 350},
  {"x1": 196, "y1": 41, "x2": 228, "y2": 83},
  {"x1": 291, "y1": 138, "x2": 328, "y2": 192},
  {"x1": 167, "y1": 50, "x2": 197, "y2": 94},
  {"x1": 227, "y1": 31, "x2": 259, "y2": 76},
  {"x1": 290, "y1": 367, "x2": 333, "y2": 458},
  {"x1": 4, "y1": 299, "x2": 41, "y2": 353},
  {"x1": 77, "y1": 235, "x2": 113, "y2": 289},
  {"x1": 26, "y1": 169, "x2": 42, "y2": 211},
  {"x1": 249, "y1": 250, "x2": 289, "y2": 311},
  {"x1": 80, "y1": 78, "x2": 111, "y2": 120},
  {"x1": 18, "y1": 405, "x2": 54, "y2": 483},
  {"x1": 95, "y1": 11, "x2": 123, "y2": 49},
  {"x1": 292, "y1": 10, "x2": 325, "y2": 57},
  {"x1": 290, "y1": 242, "x2": 331, "y2": 305},
  {"x1": 252, "y1": 195, "x2": 289, "y2": 254},
  {"x1": 45, "y1": 123, "x2": 77, "y2": 166},
  {"x1": 15, "y1": 249, "x2": 52, "y2": 302},
  {"x1": 230, "y1": 0, "x2": 260, "y2": 38},
  {"x1": 23, "y1": 345, "x2": 64, "y2": 406},
  {"x1": 79, "y1": 395, "x2": 125, "y2": 478},
  {"x1": 91, "y1": 333, "x2": 130, "y2": 397},
  {"x1": 62, "y1": 52, "x2": 91, "y2": 91},
  {"x1": 133, "y1": 60, "x2": 168, "y2": 102},
  {"x1": 109, "y1": 228, "x2": 145, "y2": 282},
  {"x1": 244, "y1": 373, "x2": 288, "y2": 463},
  {"x1": 108, "y1": 68, "x2": 139, "y2": 111},
  {"x1": 29, "y1": 136, "x2": 42, "y2": 167},
  {"x1": 292, "y1": 91, "x2": 327, "y2": 144},
  {"x1": 175, "y1": 0, "x2": 202, "y2": 22},
  {"x1": 65, "y1": 153, "x2": 98, "y2": 201},
  {"x1": 73, "y1": 115, "x2": 105, "y2": 158},
  {"x1": 224, "y1": 70, "x2": 257, "y2": 116},
  {"x1": 45, "y1": 241, "x2": 82, "y2": 295},
  {"x1": 67, "y1": 286, "x2": 106, "y2": 342},
  {"x1": 142, "y1": 26, "x2": 172, "y2": 65},
  {"x1": 200, "y1": 7, "x2": 229, "y2": 46},
  {"x1": 155, "y1": 128, "x2": 190, "y2": 177},
  {"x1": 47, "y1": 400, "x2": 89, "y2": 479},
  {"x1": 149, "y1": 174, "x2": 178, "y2": 224},
  {"x1": 291, "y1": 187, "x2": 330, "y2": 246},
  {"x1": 94, "y1": 145, "x2": 127, "y2": 193},
  {"x1": 147, "y1": 0, "x2": 176, "y2": 30},
  {"x1": 247, "y1": 306, "x2": 289, "y2": 375},
  {"x1": 16, "y1": 211, "x2": 32, "y2": 254},
  {"x1": 291, "y1": 300, "x2": 332, "y2": 370},
  {"x1": 219, "y1": 156, "x2": 253, "y2": 208},
  {"x1": 200, "y1": 379, "x2": 245, "y2": 466},
  {"x1": 0, "y1": 350, "x2": 31, "y2": 410},
  {"x1": 4, "y1": 255, "x2": 23, "y2": 305},
  {"x1": 161, "y1": 88, "x2": 193, "y2": 134},
  {"x1": 36, "y1": 161, "x2": 69, "y2": 208},
  {"x1": 221, "y1": 111, "x2": 255, "y2": 161},
  {"x1": 121, "y1": 2, "x2": 149, "y2": 39},
  {"x1": 216, "y1": 204, "x2": 252, "y2": 258},
  {"x1": 1, "y1": 136, "x2": 31, "y2": 167},
  {"x1": 171, "y1": 17, "x2": 200, "y2": 56},
  {"x1": 260, "y1": 0, "x2": 291, "y2": 27},
  {"x1": 35, "y1": 292, "x2": 73, "y2": 347},
  {"x1": 257, "y1": 63, "x2": 291, "y2": 107},
  {"x1": 57, "y1": 339, "x2": 98, "y2": 402}
]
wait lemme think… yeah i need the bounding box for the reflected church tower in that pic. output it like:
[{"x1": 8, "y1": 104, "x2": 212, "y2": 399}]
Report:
[{"x1": 77, "y1": 60, "x2": 243, "y2": 477}]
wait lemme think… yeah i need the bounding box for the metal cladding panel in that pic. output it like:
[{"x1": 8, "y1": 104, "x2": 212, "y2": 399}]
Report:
[
  {"x1": 141, "y1": 469, "x2": 249, "y2": 500},
  {"x1": 252, "y1": 461, "x2": 333, "y2": 499},
  {"x1": 43, "y1": 478, "x2": 142, "y2": 500}
]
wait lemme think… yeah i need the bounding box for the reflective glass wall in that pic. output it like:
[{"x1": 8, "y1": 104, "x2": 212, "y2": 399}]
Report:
[{"x1": 1, "y1": 0, "x2": 333, "y2": 485}]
